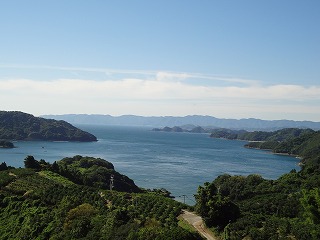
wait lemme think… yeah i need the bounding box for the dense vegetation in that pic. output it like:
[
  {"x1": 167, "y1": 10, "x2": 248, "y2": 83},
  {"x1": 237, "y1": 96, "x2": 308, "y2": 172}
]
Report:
[
  {"x1": 2, "y1": 125, "x2": 319, "y2": 239},
  {"x1": 196, "y1": 128, "x2": 320, "y2": 239},
  {"x1": 0, "y1": 111, "x2": 97, "y2": 142},
  {"x1": 211, "y1": 128, "x2": 320, "y2": 166},
  {"x1": 0, "y1": 156, "x2": 201, "y2": 240},
  {"x1": 210, "y1": 128, "x2": 314, "y2": 141},
  {"x1": 21, "y1": 155, "x2": 141, "y2": 193}
]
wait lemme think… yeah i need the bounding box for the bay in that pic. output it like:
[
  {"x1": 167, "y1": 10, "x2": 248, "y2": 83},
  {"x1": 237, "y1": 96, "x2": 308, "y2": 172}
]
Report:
[{"x1": 0, "y1": 125, "x2": 300, "y2": 205}]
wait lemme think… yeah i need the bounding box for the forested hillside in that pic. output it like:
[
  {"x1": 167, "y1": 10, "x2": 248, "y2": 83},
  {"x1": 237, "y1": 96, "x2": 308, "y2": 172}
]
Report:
[
  {"x1": 197, "y1": 128, "x2": 320, "y2": 239},
  {"x1": 210, "y1": 128, "x2": 320, "y2": 165},
  {"x1": 0, "y1": 111, "x2": 97, "y2": 142},
  {"x1": 0, "y1": 156, "x2": 201, "y2": 240},
  {"x1": 210, "y1": 128, "x2": 314, "y2": 141}
]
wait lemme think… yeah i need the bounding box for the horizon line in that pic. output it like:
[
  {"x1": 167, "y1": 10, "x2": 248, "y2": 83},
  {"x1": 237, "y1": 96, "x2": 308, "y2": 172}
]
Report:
[{"x1": 39, "y1": 113, "x2": 319, "y2": 123}]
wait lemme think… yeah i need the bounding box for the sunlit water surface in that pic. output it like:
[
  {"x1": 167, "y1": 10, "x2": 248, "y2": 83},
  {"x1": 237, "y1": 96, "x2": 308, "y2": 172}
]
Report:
[{"x1": 0, "y1": 125, "x2": 299, "y2": 205}]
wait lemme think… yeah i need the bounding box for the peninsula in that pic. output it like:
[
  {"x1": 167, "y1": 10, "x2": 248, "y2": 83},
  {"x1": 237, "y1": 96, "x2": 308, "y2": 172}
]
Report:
[{"x1": 0, "y1": 111, "x2": 97, "y2": 142}]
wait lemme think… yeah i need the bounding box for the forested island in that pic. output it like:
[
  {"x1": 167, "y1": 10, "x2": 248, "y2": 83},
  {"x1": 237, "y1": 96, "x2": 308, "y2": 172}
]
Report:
[
  {"x1": 152, "y1": 126, "x2": 208, "y2": 133},
  {"x1": 0, "y1": 111, "x2": 97, "y2": 142},
  {"x1": 0, "y1": 140, "x2": 14, "y2": 148}
]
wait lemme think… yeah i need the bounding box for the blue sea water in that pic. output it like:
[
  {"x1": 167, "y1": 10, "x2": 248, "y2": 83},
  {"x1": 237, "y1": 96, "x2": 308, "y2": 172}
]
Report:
[{"x1": 0, "y1": 125, "x2": 300, "y2": 205}]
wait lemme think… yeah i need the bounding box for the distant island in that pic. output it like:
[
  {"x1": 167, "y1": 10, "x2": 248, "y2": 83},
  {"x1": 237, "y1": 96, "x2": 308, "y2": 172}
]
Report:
[
  {"x1": 0, "y1": 111, "x2": 97, "y2": 142},
  {"x1": 153, "y1": 126, "x2": 208, "y2": 133},
  {"x1": 0, "y1": 140, "x2": 14, "y2": 148},
  {"x1": 42, "y1": 114, "x2": 320, "y2": 130}
]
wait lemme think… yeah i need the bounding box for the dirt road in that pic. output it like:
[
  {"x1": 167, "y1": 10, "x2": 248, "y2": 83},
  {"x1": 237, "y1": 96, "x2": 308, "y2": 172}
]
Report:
[{"x1": 180, "y1": 210, "x2": 219, "y2": 240}]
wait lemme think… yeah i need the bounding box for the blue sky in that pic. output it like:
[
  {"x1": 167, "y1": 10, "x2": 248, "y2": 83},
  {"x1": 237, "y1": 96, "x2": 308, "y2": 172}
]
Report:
[{"x1": 0, "y1": 1, "x2": 319, "y2": 121}]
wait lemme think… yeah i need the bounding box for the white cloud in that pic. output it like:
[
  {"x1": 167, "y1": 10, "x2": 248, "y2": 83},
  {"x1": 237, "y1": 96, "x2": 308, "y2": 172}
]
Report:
[
  {"x1": 0, "y1": 65, "x2": 319, "y2": 120},
  {"x1": 155, "y1": 71, "x2": 192, "y2": 81},
  {"x1": 0, "y1": 64, "x2": 258, "y2": 85},
  {"x1": 0, "y1": 77, "x2": 320, "y2": 121}
]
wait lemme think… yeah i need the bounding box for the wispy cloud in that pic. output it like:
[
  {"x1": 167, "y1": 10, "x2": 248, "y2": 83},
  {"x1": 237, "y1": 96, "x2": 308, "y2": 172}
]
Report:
[
  {"x1": 2, "y1": 77, "x2": 319, "y2": 101},
  {"x1": 0, "y1": 65, "x2": 319, "y2": 120},
  {"x1": 0, "y1": 64, "x2": 258, "y2": 86}
]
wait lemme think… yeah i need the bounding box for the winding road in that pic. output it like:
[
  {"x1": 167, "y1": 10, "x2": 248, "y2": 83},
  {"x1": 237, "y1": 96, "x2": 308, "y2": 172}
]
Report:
[{"x1": 180, "y1": 210, "x2": 219, "y2": 240}]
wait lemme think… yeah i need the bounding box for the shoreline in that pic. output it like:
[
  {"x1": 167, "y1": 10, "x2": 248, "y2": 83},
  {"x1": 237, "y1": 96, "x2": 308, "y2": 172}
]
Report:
[{"x1": 244, "y1": 145, "x2": 302, "y2": 167}]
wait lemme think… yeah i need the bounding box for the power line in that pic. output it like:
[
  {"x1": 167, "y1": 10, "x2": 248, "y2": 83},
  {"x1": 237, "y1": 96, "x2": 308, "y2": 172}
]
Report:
[
  {"x1": 178, "y1": 195, "x2": 196, "y2": 204},
  {"x1": 186, "y1": 195, "x2": 196, "y2": 203}
]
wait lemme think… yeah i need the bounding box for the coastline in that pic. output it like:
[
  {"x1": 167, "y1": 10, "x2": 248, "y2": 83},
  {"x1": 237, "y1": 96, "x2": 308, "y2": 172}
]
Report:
[{"x1": 244, "y1": 145, "x2": 302, "y2": 167}]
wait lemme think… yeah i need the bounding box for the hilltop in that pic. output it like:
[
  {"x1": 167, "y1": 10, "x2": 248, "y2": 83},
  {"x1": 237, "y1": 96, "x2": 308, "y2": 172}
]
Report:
[{"x1": 0, "y1": 111, "x2": 97, "y2": 142}]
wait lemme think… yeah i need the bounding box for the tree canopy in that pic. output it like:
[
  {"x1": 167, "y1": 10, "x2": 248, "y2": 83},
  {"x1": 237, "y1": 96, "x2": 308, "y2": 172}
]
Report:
[
  {"x1": 197, "y1": 128, "x2": 320, "y2": 239},
  {"x1": 0, "y1": 155, "x2": 201, "y2": 240}
]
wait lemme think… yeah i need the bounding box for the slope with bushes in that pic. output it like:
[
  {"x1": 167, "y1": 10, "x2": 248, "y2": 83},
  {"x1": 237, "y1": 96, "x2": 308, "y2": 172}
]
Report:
[
  {"x1": 0, "y1": 156, "x2": 201, "y2": 240},
  {"x1": 196, "y1": 128, "x2": 320, "y2": 239}
]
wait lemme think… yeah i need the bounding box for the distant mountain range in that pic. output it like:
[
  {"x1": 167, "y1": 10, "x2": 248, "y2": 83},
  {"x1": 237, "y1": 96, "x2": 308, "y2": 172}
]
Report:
[{"x1": 41, "y1": 114, "x2": 320, "y2": 131}]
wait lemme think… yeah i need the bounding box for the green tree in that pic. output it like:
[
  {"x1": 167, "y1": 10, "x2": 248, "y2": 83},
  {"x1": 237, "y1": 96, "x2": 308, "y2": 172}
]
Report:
[
  {"x1": 301, "y1": 188, "x2": 320, "y2": 224},
  {"x1": 195, "y1": 182, "x2": 217, "y2": 217},
  {"x1": 206, "y1": 195, "x2": 240, "y2": 229},
  {"x1": 195, "y1": 182, "x2": 240, "y2": 229},
  {"x1": 51, "y1": 161, "x2": 60, "y2": 172},
  {"x1": 24, "y1": 155, "x2": 41, "y2": 170},
  {"x1": 63, "y1": 203, "x2": 97, "y2": 238},
  {"x1": 0, "y1": 162, "x2": 8, "y2": 171}
]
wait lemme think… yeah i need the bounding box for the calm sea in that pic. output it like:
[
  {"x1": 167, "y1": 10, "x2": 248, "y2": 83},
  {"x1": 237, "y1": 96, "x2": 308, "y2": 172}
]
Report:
[{"x1": 0, "y1": 125, "x2": 300, "y2": 205}]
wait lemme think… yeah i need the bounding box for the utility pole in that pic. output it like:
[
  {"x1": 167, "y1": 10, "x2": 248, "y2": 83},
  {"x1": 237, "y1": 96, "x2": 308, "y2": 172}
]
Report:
[
  {"x1": 110, "y1": 174, "x2": 114, "y2": 191},
  {"x1": 179, "y1": 195, "x2": 187, "y2": 204}
]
